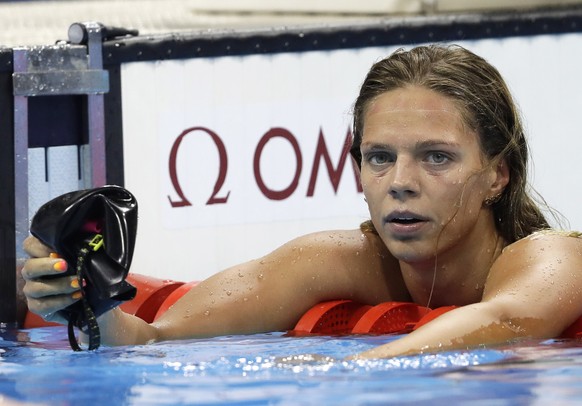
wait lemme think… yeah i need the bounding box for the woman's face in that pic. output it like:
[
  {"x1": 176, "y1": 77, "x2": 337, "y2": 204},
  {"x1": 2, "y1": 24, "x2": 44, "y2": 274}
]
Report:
[{"x1": 360, "y1": 86, "x2": 501, "y2": 264}]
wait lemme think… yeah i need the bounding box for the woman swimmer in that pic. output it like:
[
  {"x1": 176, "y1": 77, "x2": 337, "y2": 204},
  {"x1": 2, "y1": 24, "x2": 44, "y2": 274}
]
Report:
[{"x1": 21, "y1": 45, "x2": 582, "y2": 358}]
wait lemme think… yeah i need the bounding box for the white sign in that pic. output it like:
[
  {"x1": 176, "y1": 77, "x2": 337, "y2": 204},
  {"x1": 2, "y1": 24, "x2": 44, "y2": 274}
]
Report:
[{"x1": 122, "y1": 34, "x2": 582, "y2": 282}]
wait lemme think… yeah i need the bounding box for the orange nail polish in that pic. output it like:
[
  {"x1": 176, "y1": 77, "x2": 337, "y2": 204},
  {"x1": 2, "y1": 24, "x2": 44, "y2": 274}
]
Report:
[
  {"x1": 49, "y1": 252, "x2": 61, "y2": 259},
  {"x1": 70, "y1": 279, "x2": 80, "y2": 289},
  {"x1": 72, "y1": 291, "x2": 83, "y2": 300},
  {"x1": 53, "y1": 260, "x2": 68, "y2": 272}
]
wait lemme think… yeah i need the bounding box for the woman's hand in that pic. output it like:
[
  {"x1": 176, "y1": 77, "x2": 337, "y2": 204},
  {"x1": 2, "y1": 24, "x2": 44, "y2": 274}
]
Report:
[{"x1": 21, "y1": 236, "x2": 82, "y2": 324}]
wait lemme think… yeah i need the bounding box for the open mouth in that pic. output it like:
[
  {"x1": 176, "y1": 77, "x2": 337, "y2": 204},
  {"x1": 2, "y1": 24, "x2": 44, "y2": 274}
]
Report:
[
  {"x1": 390, "y1": 217, "x2": 422, "y2": 225},
  {"x1": 385, "y1": 212, "x2": 428, "y2": 229}
]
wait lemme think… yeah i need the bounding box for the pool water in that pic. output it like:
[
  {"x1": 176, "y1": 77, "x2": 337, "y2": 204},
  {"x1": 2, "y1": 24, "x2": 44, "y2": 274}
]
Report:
[{"x1": 1, "y1": 326, "x2": 582, "y2": 405}]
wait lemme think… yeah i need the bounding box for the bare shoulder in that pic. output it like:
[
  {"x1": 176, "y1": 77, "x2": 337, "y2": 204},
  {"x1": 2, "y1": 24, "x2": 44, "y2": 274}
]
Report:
[
  {"x1": 274, "y1": 228, "x2": 398, "y2": 273},
  {"x1": 487, "y1": 229, "x2": 582, "y2": 281},
  {"x1": 282, "y1": 229, "x2": 392, "y2": 258},
  {"x1": 499, "y1": 230, "x2": 582, "y2": 263},
  {"x1": 265, "y1": 228, "x2": 406, "y2": 303},
  {"x1": 483, "y1": 230, "x2": 582, "y2": 333}
]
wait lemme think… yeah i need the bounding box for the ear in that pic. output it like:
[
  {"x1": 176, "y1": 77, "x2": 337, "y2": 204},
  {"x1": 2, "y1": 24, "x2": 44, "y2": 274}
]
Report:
[{"x1": 488, "y1": 158, "x2": 510, "y2": 196}]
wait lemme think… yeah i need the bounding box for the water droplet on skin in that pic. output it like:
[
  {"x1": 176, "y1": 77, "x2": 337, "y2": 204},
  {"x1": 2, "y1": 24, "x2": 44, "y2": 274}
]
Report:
[
  {"x1": 258, "y1": 274, "x2": 264, "y2": 280},
  {"x1": 243, "y1": 297, "x2": 248, "y2": 302},
  {"x1": 203, "y1": 310, "x2": 210, "y2": 316},
  {"x1": 226, "y1": 290, "x2": 232, "y2": 296}
]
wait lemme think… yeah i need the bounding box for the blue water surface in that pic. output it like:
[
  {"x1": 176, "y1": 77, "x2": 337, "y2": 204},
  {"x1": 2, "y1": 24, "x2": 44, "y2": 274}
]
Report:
[{"x1": 1, "y1": 326, "x2": 582, "y2": 405}]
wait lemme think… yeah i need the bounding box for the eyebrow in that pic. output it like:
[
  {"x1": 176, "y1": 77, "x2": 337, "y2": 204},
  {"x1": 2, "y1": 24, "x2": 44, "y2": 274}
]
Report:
[
  {"x1": 361, "y1": 139, "x2": 461, "y2": 150},
  {"x1": 415, "y1": 140, "x2": 461, "y2": 149}
]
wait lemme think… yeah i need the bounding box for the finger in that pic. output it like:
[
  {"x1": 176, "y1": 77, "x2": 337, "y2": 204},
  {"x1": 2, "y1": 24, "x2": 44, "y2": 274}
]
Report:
[
  {"x1": 23, "y1": 235, "x2": 53, "y2": 258},
  {"x1": 26, "y1": 293, "x2": 81, "y2": 324},
  {"x1": 21, "y1": 257, "x2": 69, "y2": 280},
  {"x1": 22, "y1": 276, "x2": 81, "y2": 299}
]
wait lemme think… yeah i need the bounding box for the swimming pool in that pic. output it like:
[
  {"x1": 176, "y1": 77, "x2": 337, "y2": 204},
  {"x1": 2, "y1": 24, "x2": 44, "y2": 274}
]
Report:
[{"x1": 1, "y1": 326, "x2": 581, "y2": 405}]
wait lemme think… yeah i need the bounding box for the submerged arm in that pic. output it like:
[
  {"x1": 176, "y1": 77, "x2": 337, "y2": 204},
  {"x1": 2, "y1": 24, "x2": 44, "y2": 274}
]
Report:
[{"x1": 354, "y1": 232, "x2": 582, "y2": 359}]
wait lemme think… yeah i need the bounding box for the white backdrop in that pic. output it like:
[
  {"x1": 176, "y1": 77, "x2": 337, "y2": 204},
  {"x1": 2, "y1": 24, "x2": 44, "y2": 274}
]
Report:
[{"x1": 121, "y1": 33, "x2": 582, "y2": 282}]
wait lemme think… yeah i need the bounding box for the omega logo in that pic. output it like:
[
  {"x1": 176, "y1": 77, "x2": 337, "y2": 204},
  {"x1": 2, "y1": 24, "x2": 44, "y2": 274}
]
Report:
[{"x1": 167, "y1": 126, "x2": 362, "y2": 207}]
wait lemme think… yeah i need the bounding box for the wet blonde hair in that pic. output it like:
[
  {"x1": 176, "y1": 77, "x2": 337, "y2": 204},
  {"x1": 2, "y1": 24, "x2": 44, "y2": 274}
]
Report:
[{"x1": 351, "y1": 45, "x2": 549, "y2": 243}]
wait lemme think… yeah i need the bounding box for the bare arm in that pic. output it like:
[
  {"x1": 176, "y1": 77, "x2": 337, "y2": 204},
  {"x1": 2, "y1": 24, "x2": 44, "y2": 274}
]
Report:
[
  {"x1": 23, "y1": 230, "x2": 404, "y2": 346},
  {"x1": 354, "y1": 232, "x2": 582, "y2": 359},
  {"x1": 134, "y1": 229, "x2": 404, "y2": 345}
]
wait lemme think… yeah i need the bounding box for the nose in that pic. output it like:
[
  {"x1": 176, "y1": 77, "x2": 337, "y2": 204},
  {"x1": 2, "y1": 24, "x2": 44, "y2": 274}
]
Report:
[{"x1": 389, "y1": 157, "x2": 419, "y2": 200}]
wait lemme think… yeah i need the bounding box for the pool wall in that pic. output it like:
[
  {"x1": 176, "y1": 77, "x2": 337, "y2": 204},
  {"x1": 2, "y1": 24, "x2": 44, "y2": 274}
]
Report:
[{"x1": 2, "y1": 6, "x2": 582, "y2": 325}]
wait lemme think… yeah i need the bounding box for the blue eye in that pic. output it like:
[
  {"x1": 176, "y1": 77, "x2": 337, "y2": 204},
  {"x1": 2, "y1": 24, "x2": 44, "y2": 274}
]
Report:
[
  {"x1": 365, "y1": 152, "x2": 392, "y2": 166},
  {"x1": 426, "y1": 152, "x2": 450, "y2": 165}
]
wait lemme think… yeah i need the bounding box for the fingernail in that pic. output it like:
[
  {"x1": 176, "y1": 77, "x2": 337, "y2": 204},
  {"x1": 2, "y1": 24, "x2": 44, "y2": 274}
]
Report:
[
  {"x1": 72, "y1": 291, "x2": 83, "y2": 300},
  {"x1": 70, "y1": 279, "x2": 80, "y2": 289},
  {"x1": 53, "y1": 260, "x2": 68, "y2": 272},
  {"x1": 49, "y1": 252, "x2": 61, "y2": 259}
]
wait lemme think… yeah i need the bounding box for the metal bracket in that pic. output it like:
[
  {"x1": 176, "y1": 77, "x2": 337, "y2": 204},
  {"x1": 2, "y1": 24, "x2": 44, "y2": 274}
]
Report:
[
  {"x1": 12, "y1": 45, "x2": 109, "y2": 96},
  {"x1": 68, "y1": 22, "x2": 109, "y2": 190},
  {"x1": 12, "y1": 21, "x2": 109, "y2": 265}
]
